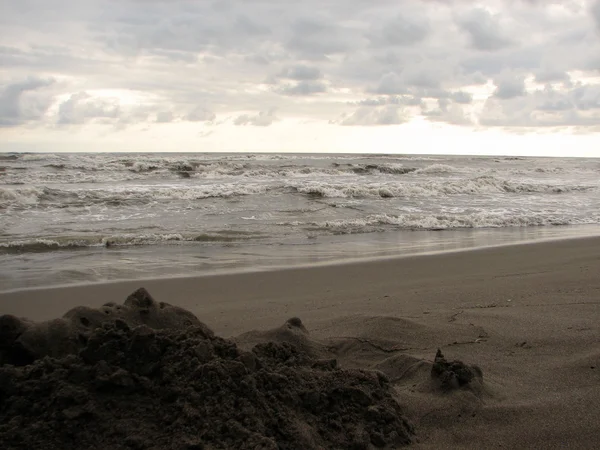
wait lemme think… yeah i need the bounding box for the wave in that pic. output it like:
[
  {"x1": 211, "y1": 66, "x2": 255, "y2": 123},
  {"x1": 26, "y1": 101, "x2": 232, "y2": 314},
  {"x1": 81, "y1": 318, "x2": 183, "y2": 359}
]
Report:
[
  {"x1": 0, "y1": 183, "x2": 270, "y2": 209},
  {"x1": 3, "y1": 152, "x2": 593, "y2": 186},
  {"x1": 414, "y1": 164, "x2": 464, "y2": 174},
  {"x1": 289, "y1": 176, "x2": 594, "y2": 199},
  {"x1": 0, "y1": 186, "x2": 46, "y2": 207},
  {"x1": 0, "y1": 231, "x2": 262, "y2": 254},
  {"x1": 285, "y1": 212, "x2": 598, "y2": 233},
  {"x1": 0, "y1": 154, "x2": 20, "y2": 161}
]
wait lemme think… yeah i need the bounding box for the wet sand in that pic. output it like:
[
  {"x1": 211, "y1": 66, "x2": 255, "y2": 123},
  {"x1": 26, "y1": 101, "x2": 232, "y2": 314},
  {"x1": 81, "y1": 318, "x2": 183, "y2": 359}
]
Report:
[{"x1": 2, "y1": 236, "x2": 600, "y2": 448}]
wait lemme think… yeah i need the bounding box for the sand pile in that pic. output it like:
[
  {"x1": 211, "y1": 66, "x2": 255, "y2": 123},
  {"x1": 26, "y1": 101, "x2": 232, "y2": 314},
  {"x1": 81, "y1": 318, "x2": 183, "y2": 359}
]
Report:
[
  {"x1": 430, "y1": 349, "x2": 483, "y2": 391},
  {"x1": 0, "y1": 288, "x2": 414, "y2": 450}
]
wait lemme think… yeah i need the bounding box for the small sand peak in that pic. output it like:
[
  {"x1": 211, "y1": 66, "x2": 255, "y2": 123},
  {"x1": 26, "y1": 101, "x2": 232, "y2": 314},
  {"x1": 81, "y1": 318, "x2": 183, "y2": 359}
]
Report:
[
  {"x1": 431, "y1": 348, "x2": 483, "y2": 391},
  {"x1": 286, "y1": 316, "x2": 304, "y2": 328},
  {"x1": 285, "y1": 316, "x2": 308, "y2": 333},
  {"x1": 124, "y1": 287, "x2": 157, "y2": 309}
]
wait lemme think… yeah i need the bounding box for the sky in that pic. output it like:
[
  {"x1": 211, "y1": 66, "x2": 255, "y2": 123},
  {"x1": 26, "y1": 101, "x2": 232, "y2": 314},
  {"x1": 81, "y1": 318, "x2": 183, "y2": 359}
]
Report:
[{"x1": 1, "y1": 0, "x2": 600, "y2": 156}]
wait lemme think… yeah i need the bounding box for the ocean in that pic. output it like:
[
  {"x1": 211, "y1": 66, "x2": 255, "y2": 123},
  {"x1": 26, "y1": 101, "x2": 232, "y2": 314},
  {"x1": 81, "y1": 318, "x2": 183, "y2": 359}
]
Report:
[{"x1": 1, "y1": 152, "x2": 599, "y2": 292}]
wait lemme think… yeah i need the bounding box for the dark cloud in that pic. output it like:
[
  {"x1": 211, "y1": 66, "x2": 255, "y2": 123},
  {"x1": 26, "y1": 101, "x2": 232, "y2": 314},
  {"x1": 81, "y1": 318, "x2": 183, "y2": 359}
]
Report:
[
  {"x1": 457, "y1": 8, "x2": 513, "y2": 51},
  {"x1": 570, "y1": 84, "x2": 600, "y2": 110},
  {"x1": 480, "y1": 82, "x2": 600, "y2": 127},
  {"x1": 373, "y1": 72, "x2": 409, "y2": 95},
  {"x1": 277, "y1": 81, "x2": 327, "y2": 96},
  {"x1": 234, "y1": 109, "x2": 278, "y2": 126},
  {"x1": 401, "y1": 64, "x2": 444, "y2": 89},
  {"x1": 533, "y1": 86, "x2": 572, "y2": 112},
  {"x1": 493, "y1": 72, "x2": 526, "y2": 99},
  {"x1": 592, "y1": 1, "x2": 600, "y2": 31},
  {"x1": 450, "y1": 91, "x2": 473, "y2": 104},
  {"x1": 286, "y1": 17, "x2": 364, "y2": 58},
  {"x1": 235, "y1": 15, "x2": 271, "y2": 36},
  {"x1": 155, "y1": 111, "x2": 174, "y2": 123},
  {"x1": 374, "y1": 14, "x2": 429, "y2": 46},
  {"x1": 0, "y1": 76, "x2": 55, "y2": 127},
  {"x1": 460, "y1": 46, "x2": 542, "y2": 76},
  {"x1": 279, "y1": 65, "x2": 321, "y2": 81},
  {"x1": 534, "y1": 68, "x2": 571, "y2": 83}
]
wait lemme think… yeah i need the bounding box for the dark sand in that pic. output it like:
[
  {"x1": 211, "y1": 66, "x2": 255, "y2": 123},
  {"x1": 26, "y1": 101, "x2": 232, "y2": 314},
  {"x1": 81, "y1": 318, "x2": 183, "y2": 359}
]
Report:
[{"x1": 2, "y1": 236, "x2": 600, "y2": 448}]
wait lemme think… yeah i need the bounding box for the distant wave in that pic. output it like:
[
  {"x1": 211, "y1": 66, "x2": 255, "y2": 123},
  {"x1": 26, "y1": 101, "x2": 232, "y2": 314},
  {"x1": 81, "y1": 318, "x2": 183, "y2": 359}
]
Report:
[
  {"x1": 414, "y1": 164, "x2": 464, "y2": 174},
  {"x1": 3, "y1": 152, "x2": 593, "y2": 185},
  {"x1": 0, "y1": 183, "x2": 270, "y2": 209}
]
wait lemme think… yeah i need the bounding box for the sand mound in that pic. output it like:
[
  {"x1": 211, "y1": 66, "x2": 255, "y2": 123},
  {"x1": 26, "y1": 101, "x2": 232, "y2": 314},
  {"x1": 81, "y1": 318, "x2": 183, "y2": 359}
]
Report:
[
  {"x1": 235, "y1": 317, "x2": 329, "y2": 360},
  {"x1": 0, "y1": 289, "x2": 414, "y2": 450},
  {"x1": 0, "y1": 288, "x2": 210, "y2": 366},
  {"x1": 430, "y1": 349, "x2": 483, "y2": 391}
]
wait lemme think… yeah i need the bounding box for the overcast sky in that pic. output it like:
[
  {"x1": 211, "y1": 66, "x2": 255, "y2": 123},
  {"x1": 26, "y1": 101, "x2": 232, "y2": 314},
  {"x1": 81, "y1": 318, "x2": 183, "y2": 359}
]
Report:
[{"x1": 1, "y1": 0, "x2": 600, "y2": 155}]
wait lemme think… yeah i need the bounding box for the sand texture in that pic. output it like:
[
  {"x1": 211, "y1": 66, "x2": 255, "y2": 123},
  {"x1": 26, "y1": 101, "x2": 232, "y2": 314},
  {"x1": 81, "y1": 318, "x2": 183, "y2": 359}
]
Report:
[{"x1": 1, "y1": 236, "x2": 600, "y2": 448}]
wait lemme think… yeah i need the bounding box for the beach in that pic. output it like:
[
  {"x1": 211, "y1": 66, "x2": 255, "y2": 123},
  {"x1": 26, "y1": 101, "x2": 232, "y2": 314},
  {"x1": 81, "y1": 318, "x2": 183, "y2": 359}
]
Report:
[{"x1": 2, "y1": 236, "x2": 600, "y2": 448}]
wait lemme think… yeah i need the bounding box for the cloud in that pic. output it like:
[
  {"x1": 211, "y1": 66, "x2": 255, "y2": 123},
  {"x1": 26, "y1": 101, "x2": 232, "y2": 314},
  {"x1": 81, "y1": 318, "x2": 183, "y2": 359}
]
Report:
[
  {"x1": 277, "y1": 81, "x2": 327, "y2": 96},
  {"x1": 235, "y1": 15, "x2": 271, "y2": 36},
  {"x1": 570, "y1": 84, "x2": 600, "y2": 110},
  {"x1": 493, "y1": 71, "x2": 526, "y2": 99},
  {"x1": 56, "y1": 92, "x2": 120, "y2": 125},
  {"x1": 534, "y1": 68, "x2": 571, "y2": 84},
  {"x1": 286, "y1": 17, "x2": 364, "y2": 58},
  {"x1": 480, "y1": 82, "x2": 600, "y2": 127},
  {"x1": 279, "y1": 65, "x2": 322, "y2": 80},
  {"x1": 373, "y1": 14, "x2": 430, "y2": 46},
  {"x1": 155, "y1": 111, "x2": 174, "y2": 123},
  {"x1": 373, "y1": 72, "x2": 409, "y2": 95},
  {"x1": 337, "y1": 105, "x2": 407, "y2": 126},
  {"x1": 423, "y1": 99, "x2": 473, "y2": 126},
  {"x1": 353, "y1": 95, "x2": 423, "y2": 107},
  {"x1": 234, "y1": 109, "x2": 278, "y2": 126},
  {"x1": 457, "y1": 8, "x2": 513, "y2": 51},
  {"x1": 0, "y1": 77, "x2": 55, "y2": 127},
  {"x1": 185, "y1": 107, "x2": 215, "y2": 122},
  {"x1": 1, "y1": 0, "x2": 600, "y2": 139},
  {"x1": 592, "y1": 1, "x2": 600, "y2": 31},
  {"x1": 450, "y1": 91, "x2": 473, "y2": 104}
]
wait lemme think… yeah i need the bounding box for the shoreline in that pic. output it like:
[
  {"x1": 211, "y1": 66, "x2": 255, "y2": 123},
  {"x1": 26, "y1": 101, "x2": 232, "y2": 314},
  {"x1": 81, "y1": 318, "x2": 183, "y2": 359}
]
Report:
[
  {"x1": 2, "y1": 229, "x2": 599, "y2": 296},
  {"x1": 3, "y1": 234, "x2": 600, "y2": 332},
  {"x1": 2, "y1": 232, "x2": 600, "y2": 447}
]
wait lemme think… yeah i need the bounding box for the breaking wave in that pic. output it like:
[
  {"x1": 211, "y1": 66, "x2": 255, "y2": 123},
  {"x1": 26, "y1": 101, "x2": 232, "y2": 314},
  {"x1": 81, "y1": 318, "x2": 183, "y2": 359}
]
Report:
[
  {"x1": 0, "y1": 183, "x2": 270, "y2": 209},
  {"x1": 289, "y1": 175, "x2": 594, "y2": 199},
  {"x1": 288, "y1": 212, "x2": 599, "y2": 233}
]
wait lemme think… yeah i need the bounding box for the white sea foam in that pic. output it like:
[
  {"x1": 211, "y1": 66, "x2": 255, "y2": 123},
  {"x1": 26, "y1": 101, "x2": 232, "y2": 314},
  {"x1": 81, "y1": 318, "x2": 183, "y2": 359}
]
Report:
[
  {"x1": 288, "y1": 176, "x2": 593, "y2": 199},
  {"x1": 306, "y1": 212, "x2": 597, "y2": 232},
  {"x1": 0, "y1": 186, "x2": 46, "y2": 207},
  {"x1": 0, "y1": 183, "x2": 271, "y2": 208}
]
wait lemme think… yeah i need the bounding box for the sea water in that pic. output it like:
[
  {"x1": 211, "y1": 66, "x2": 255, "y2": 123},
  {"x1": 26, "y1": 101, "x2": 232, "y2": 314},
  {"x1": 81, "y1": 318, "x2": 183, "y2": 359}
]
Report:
[{"x1": 1, "y1": 152, "x2": 599, "y2": 291}]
